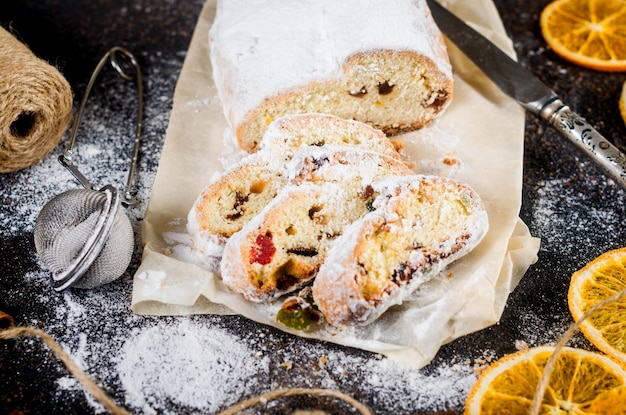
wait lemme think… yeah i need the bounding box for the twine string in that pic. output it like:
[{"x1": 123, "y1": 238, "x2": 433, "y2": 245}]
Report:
[
  {"x1": 216, "y1": 387, "x2": 372, "y2": 415},
  {"x1": 0, "y1": 325, "x2": 132, "y2": 415},
  {"x1": 0, "y1": 309, "x2": 14, "y2": 328},
  {"x1": 0, "y1": 314, "x2": 372, "y2": 415},
  {"x1": 1, "y1": 289, "x2": 624, "y2": 414},
  {"x1": 529, "y1": 287, "x2": 626, "y2": 415}
]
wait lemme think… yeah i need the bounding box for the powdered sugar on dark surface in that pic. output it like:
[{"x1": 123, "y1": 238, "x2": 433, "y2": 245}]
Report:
[
  {"x1": 0, "y1": 49, "x2": 487, "y2": 415},
  {"x1": 0, "y1": 55, "x2": 602, "y2": 413},
  {"x1": 3, "y1": 0, "x2": 626, "y2": 413}
]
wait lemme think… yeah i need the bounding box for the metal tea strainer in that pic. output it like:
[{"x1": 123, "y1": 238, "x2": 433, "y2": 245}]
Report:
[{"x1": 34, "y1": 46, "x2": 143, "y2": 291}]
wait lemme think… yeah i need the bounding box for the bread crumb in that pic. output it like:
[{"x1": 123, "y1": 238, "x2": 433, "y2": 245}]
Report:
[
  {"x1": 391, "y1": 138, "x2": 405, "y2": 152},
  {"x1": 442, "y1": 152, "x2": 457, "y2": 166},
  {"x1": 471, "y1": 349, "x2": 497, "y2": 375},
  {"x1": 515, "y1": 339, "x2": 529, "y2": 351}
]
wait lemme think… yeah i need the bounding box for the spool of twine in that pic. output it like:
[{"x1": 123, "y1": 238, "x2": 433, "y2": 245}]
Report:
[{"x1": 0, "y1": 26, "x2": 73, "y2": 173}]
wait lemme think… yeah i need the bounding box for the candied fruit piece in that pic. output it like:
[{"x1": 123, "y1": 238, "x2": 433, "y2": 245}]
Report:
[{"x1": 250, "y1": 233, "x2": 276, "y2": 265}]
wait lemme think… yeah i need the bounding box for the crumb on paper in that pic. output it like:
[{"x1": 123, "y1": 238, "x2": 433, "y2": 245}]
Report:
[
  {"x1": 136, "y1": 270, "x2": 167, "y2": 282},
  {"x1": 391, "y1": 138, "x2": 405, "y2": 153},
  {"x1": 442, "y1": 154, "x2": 457, "y2": 166}
]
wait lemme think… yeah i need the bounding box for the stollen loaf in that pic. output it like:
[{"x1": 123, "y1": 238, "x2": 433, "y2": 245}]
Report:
[{"x1": 209, "y1": 0, "x2": 453, "y2": 152}]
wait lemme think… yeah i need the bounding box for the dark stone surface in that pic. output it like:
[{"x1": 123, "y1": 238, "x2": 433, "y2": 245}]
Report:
[{"x1": 1, "y1": 1, "x2": 626, "y2": 414}]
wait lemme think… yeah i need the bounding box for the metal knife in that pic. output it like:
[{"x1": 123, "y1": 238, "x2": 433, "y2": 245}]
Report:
[{"x1": 426, "y1": 0, "x2": 626, "y2": 189}]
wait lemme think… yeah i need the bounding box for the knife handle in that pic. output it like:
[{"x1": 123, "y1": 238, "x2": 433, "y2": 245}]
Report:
[{"x1": 541, "y1": 98, "x2": 626, "y2": 188}]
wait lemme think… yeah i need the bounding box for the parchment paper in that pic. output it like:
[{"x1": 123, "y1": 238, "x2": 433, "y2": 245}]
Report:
[{"x1": 132, "y1": 0, "x2": 541, "y2": 369}]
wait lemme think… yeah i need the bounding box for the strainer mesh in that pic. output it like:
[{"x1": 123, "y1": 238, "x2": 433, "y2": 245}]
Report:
[{"x1": 34, "y1": 188, "x2": 133, "y2": 289}]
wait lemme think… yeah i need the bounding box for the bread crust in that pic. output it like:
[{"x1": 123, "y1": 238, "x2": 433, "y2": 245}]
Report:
[{"x1": 259, "y1": 113, "x2": 402, "y2": 160}]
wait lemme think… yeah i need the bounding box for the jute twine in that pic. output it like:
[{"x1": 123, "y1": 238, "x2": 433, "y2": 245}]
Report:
[
  {"x1": 1, "y1": 286, "x2": 625, "y2": 414},
  {"x1": 0, "y1": 309, "x2": 371, "y2": 415},
  {"x1": 0, "y1": 26, "x2": 73, "y2": 173},
  {"x1": 529, "y1": 287, "x2": 626, "y2": 415}
]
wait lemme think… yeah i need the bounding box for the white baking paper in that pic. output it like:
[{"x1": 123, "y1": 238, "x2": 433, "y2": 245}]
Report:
[{"x1": 132, "y1": 0, "x2": 541, "y2": 369}]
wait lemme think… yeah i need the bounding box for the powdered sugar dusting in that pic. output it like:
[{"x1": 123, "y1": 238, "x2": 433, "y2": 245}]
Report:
[
  {"x1": 117, "y1": 321, "x2": 271, "y2": 414},
  {"x1": 531, "y1": 177, "x2": 621, "y2": 254},
  {"x1": 356, "y1": 357, "x2": 477, "y2": 411},
  {"x1": 1, "y1": 48, "x2": 493, "y2": 414}
]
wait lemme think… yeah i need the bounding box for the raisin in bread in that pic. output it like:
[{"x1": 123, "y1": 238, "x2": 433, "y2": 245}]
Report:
[
  {"x1": 219, "y1": 152, "x2": 413, "y2": 302},
  {"x1": 209, "y1": 0, "x2": 453, "y2": 152},
  {"x1": 312, "y1": 175, "x2": 489, "y2": 326}
]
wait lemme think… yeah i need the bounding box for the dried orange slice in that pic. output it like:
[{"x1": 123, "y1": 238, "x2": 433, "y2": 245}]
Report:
[
  {"x1": 464, "y1": 346, "x2": 626, "y2": 414},
  {"x1": 569, "y1": 247, "x2": 626, "y2": 364},
  {"x1": 540, "y1": 0, "x2": 626, "y2": 71}
]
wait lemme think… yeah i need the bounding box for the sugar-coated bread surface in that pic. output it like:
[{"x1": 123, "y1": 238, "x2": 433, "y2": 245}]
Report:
[
  {"x1": 209, "y1": 0, "x2": 453, "y2": 152},
  {"x1": 312, "y1": 175, "x2": 489, "y2": 326},
  {"x1": 288, "y1": 145, "x2": 413, "y2": 185}
]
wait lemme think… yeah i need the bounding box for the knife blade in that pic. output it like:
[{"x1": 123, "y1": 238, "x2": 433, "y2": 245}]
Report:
[{"x1": 426, "y1": 0, "x2": 626, "y2": 189}]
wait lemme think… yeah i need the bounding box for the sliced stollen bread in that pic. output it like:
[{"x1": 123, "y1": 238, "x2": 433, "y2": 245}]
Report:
[
  {"x1": 187, "y1": 114, "x2": 400, "y2": 251},
  {"x1": 312, "y1": 175, "x2": 489, "y2": 326},
  {"x1": 187, "y1": 116, "x2": 408, "y2": 265},
  {"x1": 219, "y1": 151, "x2": 413, "y2": 302}
]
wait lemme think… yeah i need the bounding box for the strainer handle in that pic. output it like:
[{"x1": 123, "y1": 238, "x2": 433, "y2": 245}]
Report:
[
  {"x1": 61, "y1": 46, "x2": 144, "y2": 206},
  {"x1": 58, "y1": 154, "x2": 94, "y2": 190}
]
